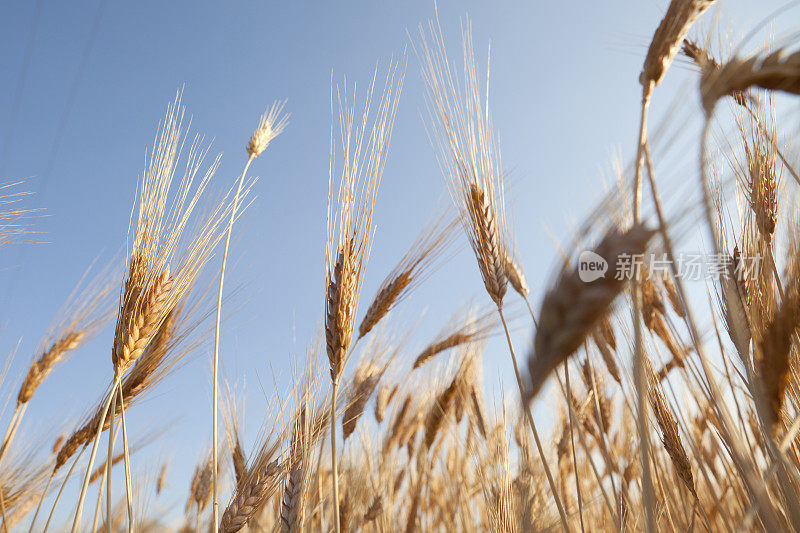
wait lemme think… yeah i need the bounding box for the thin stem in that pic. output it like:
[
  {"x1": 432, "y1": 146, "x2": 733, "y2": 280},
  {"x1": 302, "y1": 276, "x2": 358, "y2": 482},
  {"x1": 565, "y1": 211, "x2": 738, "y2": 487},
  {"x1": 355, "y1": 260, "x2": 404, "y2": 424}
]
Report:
[
  {"x1": 0, "y1": 403, "x2": 24, "y2": 469},
  {"x1": 523, "y1": 295, "x2": 538, "y2": 327},
  {"x1": 632, "y1": 84, "x2": 652, "y2": 223},
  {"x1": 211, "y1": 154, "x2": 254, "y2": 533},
  {"x1": 314, "y1": 423, "x2": 326, "y2": 528},
  {"x1": 28, "y1": 470, "x2": 55, "y2": 533},
  {"x1": 632, "y1": 280, "x2": 657, "y2": 532},
  {"x1": 563, "y1": 363, "x2": 586, "y2": 533},
  {"x1": 331, "y1": 376, "x2": 341, "y2": 533},
  {"x1": 497, "y1": 306, "x2": 571, "y2": 533},
  {"x1": 632, "y1": 82, "x2": 656, "y2": 533},
  {"x1": 89, "y1": 422, "x2": 121, "y2": 533},
  {"x1": 0, "y1": 403, "x2": 25, "y2": 533},
  {"x1": 43, "y1": 446, "x2": 85, "y2": 533},
  {"x1": 0, "y1": 401, "x2": 26, "y2": 531},
  {"x1": 555, "y1": 371, "x2": 621, "y2": 532},
  {"x1": 91, "y1": 458, "x2": 106, "y2": 533},
  {"x1": 71, "y1": 377, "x2": 119, "y2": 533},
  {"x1": 118, "y1": 386, "x2": 133, "y2": 533},
  {"x1": 105, "y1": 385, "x2": 119, "y2": 533},
  {"x1": 328, "y1": 339, "x2": 360, "y2": 533}
]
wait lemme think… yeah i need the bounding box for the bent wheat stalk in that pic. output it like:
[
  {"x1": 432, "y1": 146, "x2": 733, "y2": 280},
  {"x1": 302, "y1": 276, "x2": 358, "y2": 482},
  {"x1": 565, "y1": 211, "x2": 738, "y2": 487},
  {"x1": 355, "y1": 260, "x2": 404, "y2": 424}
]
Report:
[{"x1": 633, "y1": 4, "x2": 716, "y2": 528}]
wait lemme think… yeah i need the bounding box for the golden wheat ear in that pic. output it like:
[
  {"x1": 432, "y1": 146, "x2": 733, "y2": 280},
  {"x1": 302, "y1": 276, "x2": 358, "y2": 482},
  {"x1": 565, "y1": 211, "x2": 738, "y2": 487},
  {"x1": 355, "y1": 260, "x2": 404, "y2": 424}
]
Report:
[
  {"x1": 358, "y1": 212, "x2": 458, "y2": 339},
  {"x1": 412, "y1": 305, "x2": 497, "y2": 370},
  {"x1": 647, "y1": 363, "x2": 697, "y2": 499},
  {"x1": 16, "y1": 258, "x2": 116, "y2": 407},
  {"x1": 220, "y1": 456, "x2": 282, "y2": 532},
  {"x1": 342, "y1": 355, "x2": 387, "y2": 441},
  {"x1": 640, "y1": 0, "x2": 717, "y2": 88}
]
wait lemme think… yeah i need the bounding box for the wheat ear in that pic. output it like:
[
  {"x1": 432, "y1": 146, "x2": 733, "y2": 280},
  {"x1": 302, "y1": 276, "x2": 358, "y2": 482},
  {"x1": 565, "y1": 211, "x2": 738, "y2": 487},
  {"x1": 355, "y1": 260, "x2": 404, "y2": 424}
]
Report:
[
  {"x1": 702, "y1": 48, "x2": 800, "y2": 114},
  {"x1": 527, "y1": 224, "x2": 655, "y2": 400},
  {"x1": 219, "y1": 459, "x2": 282, "y2": 533}
]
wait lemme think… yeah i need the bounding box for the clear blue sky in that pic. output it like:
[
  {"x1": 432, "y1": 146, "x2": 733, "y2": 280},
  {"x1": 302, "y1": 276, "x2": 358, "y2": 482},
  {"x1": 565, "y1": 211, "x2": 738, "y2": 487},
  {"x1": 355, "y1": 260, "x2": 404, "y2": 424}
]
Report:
[{"x1": 0, "y1": 0, "x2": 789, "y2": 527}]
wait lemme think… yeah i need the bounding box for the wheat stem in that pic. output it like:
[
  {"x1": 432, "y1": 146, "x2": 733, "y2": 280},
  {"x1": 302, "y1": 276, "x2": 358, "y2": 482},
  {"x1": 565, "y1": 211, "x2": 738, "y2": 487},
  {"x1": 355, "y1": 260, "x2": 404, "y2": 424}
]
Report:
[
  {"x1": 43, "y1": 446, "x2": 85, "y2": 533},
  {"x1": 71, "y1": 377, "x2": 119, "y2": 533},
  {"x1": 497, "y1": 307, "x2": 571, "y2": 532},
  {"x1": 212, "y1": 154, "x2": 254, "y2": 533},
  {"x1": 28, "y1": 471, "x2": 54, "y2": 532},
  {"x1": 0, "y1": 403, "x2": 24, "y2": 469},
  {"x1": 331, "y1": 376, "x2": 341, "y2": 533},
  {"x1": 564, "y1": 363, "x2": 586, "y2": 533},
  {"x1": 556, "y1": 370, "x2": 621, "y2": 532},
  {"x1": 105, "y1": 383, "x2": 118, "y2": 533},
  {"x1": 632, "y1": 82, "x2": 657, "y2": 533},
  {"x1": 91, "y1": 459, "x2": 106, "y2": 533},
  {"x1": 118, "y1": 386, "x2": 133, "y2": 533},
  {"x1": 0, "y1": 402, "x2": 25, "y2": 532},
  {"x1": 89, "y1": 422, "x2": 121, "y2": 533}
]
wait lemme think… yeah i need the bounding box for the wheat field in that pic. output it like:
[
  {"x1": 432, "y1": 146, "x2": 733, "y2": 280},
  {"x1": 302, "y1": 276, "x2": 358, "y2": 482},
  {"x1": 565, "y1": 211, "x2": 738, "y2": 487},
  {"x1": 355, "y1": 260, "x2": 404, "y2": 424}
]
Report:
[{"x1": 2, "y1": 1, "x2": 800, "y2": 531}]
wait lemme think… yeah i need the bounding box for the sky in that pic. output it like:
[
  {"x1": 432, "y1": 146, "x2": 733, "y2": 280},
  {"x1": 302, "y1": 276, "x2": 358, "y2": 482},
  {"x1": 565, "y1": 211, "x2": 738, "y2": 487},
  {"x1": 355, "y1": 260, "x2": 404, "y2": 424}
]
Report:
[{"x1": 0, "y1": 0, "x2": 794, "y2": 528}]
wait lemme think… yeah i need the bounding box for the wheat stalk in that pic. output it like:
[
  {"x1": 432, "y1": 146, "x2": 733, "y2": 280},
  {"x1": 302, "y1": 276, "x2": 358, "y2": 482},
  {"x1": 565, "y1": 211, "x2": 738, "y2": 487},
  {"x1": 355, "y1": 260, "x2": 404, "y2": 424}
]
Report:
[
  {"x1": 415, "y1": 18, "x2": 571, "y2": 529},
  {"x1": 324, "y1": 63, "x2": 404, "y2": 533},
  {"x1": 69, "y1": 92, "x2": 237, "y2": 533},
  {"x1": 211, "y1": 100, "x2": 288, "y2": 532}
]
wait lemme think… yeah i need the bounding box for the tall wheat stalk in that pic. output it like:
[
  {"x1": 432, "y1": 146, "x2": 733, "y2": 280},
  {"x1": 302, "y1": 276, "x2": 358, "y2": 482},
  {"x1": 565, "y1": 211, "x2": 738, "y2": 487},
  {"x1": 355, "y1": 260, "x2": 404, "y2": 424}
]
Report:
[
  {"x1": 67, "y1": 92, "x2": 236, "y2": 532},
  {"x1": 211, "y1": 101, "x2": 287, "y2": 532},
  {"x1": 324, "y1": 64, "x2": 403, "y2": 532},
  {"x1": 634, "y1": 3, "x2": 716, "y2": 530},
  {"x1": 414, "y1": 17, "x2": 571, "y2": 530}
]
